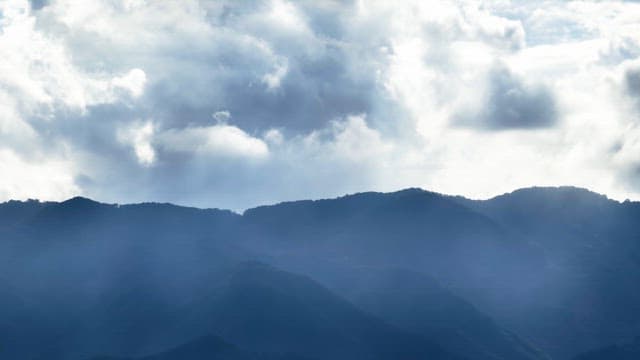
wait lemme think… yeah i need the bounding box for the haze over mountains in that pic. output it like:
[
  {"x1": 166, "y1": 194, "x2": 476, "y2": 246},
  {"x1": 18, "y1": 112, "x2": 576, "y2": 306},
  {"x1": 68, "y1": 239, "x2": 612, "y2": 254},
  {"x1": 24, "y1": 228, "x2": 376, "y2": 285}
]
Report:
[{"x1": 2, "y1": 186, "x2": 640, "y2": 359}]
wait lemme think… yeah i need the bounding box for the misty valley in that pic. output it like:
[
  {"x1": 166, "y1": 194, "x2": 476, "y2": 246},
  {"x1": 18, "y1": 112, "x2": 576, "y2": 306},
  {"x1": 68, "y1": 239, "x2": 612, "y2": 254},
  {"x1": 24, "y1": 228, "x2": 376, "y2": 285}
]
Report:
[{"x1": 1, "y1": 187, "x2": 639, "y2": 359}]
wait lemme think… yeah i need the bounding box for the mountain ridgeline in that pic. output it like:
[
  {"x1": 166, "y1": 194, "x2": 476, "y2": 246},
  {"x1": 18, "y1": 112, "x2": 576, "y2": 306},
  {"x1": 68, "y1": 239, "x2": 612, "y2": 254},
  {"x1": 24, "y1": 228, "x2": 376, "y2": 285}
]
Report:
[{"x1": 1, "y1": 187, "x2": 639, "y2": 359}]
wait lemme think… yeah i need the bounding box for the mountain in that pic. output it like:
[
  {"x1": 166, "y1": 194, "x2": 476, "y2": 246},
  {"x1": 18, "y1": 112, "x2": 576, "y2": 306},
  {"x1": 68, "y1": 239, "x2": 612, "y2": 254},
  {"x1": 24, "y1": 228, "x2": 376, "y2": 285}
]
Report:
[
  {"x1": 239, "y1": 187, "x2": 640, "y2": 359},
  {"x1": 3, "y1": 186, "x2": 640, "y2": 359},
  {"x1": 328, "y1": 267, "x2": 548, "y2": 360},
  {"x1": 0, "y1": 199, "x2": 245, "y2": 360},
  {"x1": 455, "y1": 187, "x2": 623, "y2": 257},
  {"x1": 241, "y1": 189, "x2": 544, "y2": 295},
  {"x1": 240, "y1": 189, "x2": 550, "y2": 354},
  {"x1": 0, "y1": 199, "x2": 50, "y2": 230},
  {"x1": 23, "y1": 197, "x2": 240, "y2": 245},
  {"x1": 48, "y1": 261, "x2": 463, "y2": 360},
  {"x1": 200, "y1": 262, "x2": 461, "y2": 360},
  {"x1": 455, "y1": 187, "x2": 640, "y2": 359}
]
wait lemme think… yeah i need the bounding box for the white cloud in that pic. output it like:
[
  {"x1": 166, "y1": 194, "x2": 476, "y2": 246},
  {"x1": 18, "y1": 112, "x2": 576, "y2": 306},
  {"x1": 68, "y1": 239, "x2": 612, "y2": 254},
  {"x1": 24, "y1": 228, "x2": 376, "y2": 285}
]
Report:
[
  {"x1": 118, "y1": 121, "x2": 155, "y2": 166},
  {"x1": 0, "y1": 0, "x2": 146, "y2": 112},
  {"x1": 0, "y1": 148, "x2": 78, "y2": 201},
  {"x1": 111, "y1": 68, "x2": 147, "y2": 98},
  {"x1": 157, "y1": 124, "x2": 269, "y2": 160}
]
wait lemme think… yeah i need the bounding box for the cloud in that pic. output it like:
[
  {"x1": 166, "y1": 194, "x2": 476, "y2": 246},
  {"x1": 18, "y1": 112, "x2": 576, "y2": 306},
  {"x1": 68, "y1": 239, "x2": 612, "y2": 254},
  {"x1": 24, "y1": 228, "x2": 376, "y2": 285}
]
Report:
[
  {"x1": 157, "y1": 123, "x2": 269, "y2": 160},
  {"x1": 455, "y1": 64, "x2": 558, "y2": 130},
  {"x1": 212, "y1": 110, "x2": 231, "y2": 123},
  {"x1": 118, "y1": 121, "x2": 155, "y2": 166},
  {"x1": 111, "y1": 68, "x2": 147, "y2": 98},
  {"x1": 0, "y1": 148, "x2": 77, "y2": 201},
  {"x1": 600, "y1": 36, "x2": 640, "y2": 64},
  {"x1": 3, "y1": 0, "x2": 640, "y2": 208},
  {"x1": 28, "y1": 0, "x2": 47, "y2": 11},
  {"x1": 30, "y1": 0, "x2": 389, "y2": 136},
  {"x1": 626, "y1": 67, "x2": 640, "y2": 100}
]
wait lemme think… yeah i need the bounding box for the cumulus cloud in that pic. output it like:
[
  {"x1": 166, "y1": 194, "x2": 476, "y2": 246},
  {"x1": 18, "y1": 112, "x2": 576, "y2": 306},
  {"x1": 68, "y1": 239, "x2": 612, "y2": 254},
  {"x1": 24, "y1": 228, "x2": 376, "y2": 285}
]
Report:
[
  {"x1": 3, "y1": 0, "x2": 640, "y2": 208},
  {"x1": 111, "y1": 68, "x2": 147, "y2": 98},
  {"x1": 157, "y1": 123, "x2": 269, "y2": 160},
  {"x1": 118, "y1": 121, "x2": 155, "y2": 166}
]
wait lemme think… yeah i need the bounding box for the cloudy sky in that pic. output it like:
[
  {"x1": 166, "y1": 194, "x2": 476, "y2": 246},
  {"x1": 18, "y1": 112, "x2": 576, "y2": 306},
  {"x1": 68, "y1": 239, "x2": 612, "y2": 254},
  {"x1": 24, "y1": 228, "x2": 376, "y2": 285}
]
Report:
[{"x1": 2, "y1": 0, "x2": 640, "y2": 210}]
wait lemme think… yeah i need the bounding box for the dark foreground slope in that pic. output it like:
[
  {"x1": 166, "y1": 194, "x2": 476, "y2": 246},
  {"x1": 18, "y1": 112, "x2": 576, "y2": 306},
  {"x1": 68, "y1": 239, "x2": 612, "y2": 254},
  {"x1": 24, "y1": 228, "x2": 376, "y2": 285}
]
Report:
[
  {"x1": 90, "y1": 334, "x2": 312, "y2": 360},
  {"x1": 332, "y1": 268, "x2": 548, "y2": 360},
  {"x1": 0, "y1": 251, "x2": 462, "y2": 360},
  {"x1": 201, "y1": 262, "x2": 460, "y2": 360},
  {"x1": 90, "y1": 335, "x2": 252, "y2": 360},
  {"x1": 572, "y1": 337, "x2": 640, "y2": 360}
]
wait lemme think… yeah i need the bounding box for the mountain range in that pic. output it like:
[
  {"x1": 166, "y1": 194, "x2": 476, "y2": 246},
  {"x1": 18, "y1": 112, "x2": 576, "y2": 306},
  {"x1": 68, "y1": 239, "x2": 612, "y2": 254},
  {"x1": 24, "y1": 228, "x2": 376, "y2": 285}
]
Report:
[{"x1": 1, "y1": 186, "x2": 639, "y2": 359}]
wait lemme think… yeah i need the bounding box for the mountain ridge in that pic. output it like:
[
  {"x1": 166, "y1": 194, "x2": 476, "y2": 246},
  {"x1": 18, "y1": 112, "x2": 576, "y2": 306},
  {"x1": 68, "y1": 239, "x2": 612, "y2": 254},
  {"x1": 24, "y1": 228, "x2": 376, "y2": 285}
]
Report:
[
  {"x1": 2, "y1": 185, "x2": 640, "y2": 359},
  {"x1": 3, "y1": 185, "x2": 629, "y2": 214}
]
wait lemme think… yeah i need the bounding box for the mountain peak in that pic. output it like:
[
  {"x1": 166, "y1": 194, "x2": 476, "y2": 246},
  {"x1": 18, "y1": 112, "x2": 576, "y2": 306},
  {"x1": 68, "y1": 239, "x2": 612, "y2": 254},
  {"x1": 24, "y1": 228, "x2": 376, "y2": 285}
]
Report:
[
  {"x1": 510, "y1": 185, "x2": 603, "y2": 195},
  {"x1": 61, "y1": 196, "x2": 102, "y2": 205},
  {"x1": 53, "y1": 196, "x2": 112, "y2": 213}
]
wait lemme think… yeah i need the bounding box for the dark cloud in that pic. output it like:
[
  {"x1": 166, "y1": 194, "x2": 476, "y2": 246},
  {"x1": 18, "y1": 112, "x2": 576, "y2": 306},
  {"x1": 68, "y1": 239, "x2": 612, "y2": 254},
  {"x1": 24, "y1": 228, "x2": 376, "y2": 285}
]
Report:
[
  {"x1": 456, "y1": 65, "x2": 558, "y2": 130},
  {"x1": 143, "y1": 47, "x2": 379, "y2": 135},
  {"x1": 29, "y1": 0, "x2": 48, "y2": 11},
  {"x1": 45, "y1": 1, "x2": 393, "y2": 137},
  {"x1": 625, "y1": 67, "x2": 640, "y2": 115},
  {"x1": 617, "y1": 162, "x2": 640, "y2": 196},
  {"x1": 626, "y1": 67, "x2": 640, "y2": 99},
  {"x1": 613, "y1": 68, "x2": 640, "y2": 193},
  {"x1": 217, "y1": 53, "x2": 377, "y2": 134}
]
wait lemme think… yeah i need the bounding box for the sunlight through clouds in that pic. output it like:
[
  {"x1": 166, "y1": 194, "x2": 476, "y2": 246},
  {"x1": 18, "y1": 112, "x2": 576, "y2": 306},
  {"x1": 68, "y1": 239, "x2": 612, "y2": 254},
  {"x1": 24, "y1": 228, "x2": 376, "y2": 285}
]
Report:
[{"x1": 2, "y1": 0, "x2": 640, "y2": 208}]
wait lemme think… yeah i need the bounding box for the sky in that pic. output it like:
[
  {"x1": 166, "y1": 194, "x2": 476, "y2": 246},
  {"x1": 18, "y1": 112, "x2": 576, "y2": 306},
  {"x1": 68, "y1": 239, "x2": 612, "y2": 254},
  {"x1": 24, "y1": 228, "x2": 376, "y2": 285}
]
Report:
[{"x1": 1, "y1": 0, "x2": 640, "y2": 210}]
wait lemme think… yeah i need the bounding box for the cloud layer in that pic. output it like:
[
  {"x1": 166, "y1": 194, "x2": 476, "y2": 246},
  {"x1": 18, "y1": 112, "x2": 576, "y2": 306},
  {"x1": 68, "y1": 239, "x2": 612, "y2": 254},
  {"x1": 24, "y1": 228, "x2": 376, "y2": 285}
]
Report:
[{"x1": 3, "y1": 0, "x2": 640, "y2": 209}]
